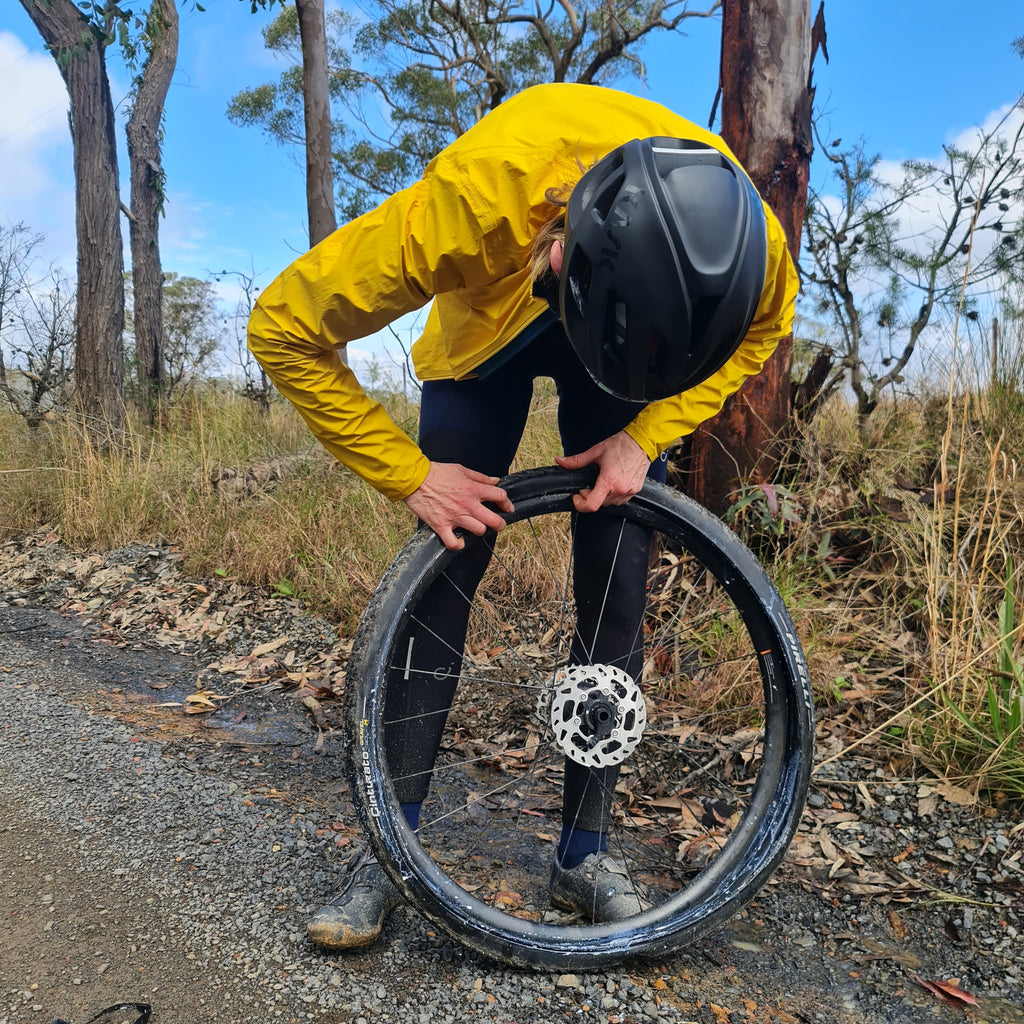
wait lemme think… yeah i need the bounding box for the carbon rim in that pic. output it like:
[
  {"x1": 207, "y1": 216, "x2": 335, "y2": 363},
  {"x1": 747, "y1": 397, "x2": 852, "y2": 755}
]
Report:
[{"x1": 346, "y1": 468, "x2": 813, "y2": 969}]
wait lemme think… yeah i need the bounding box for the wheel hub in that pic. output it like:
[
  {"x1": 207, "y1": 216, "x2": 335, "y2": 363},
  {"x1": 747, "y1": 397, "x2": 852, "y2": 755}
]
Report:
[{"x1": 546, "y1": 664, "x2": 647, "y2": 768}]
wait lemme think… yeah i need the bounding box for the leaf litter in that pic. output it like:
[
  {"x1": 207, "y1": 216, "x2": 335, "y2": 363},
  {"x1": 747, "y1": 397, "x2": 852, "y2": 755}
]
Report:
[
  {"x1": 2, "y1": 525, "x2": 1023, "y2": 1019},
  {"x1": 0, "y1": 526, "x2": 352, "y2": 728}
]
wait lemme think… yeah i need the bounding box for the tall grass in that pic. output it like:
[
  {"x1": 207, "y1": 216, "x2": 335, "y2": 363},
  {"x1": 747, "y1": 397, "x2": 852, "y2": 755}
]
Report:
[
  {"x1": 718, "y1": 365, "x2": 1024, "y2": 797},
  {"x1": 0, "y1": 381, "x2": 562, "y2": 631},
  {"x1": 914, "y1": 391, "x2": 1024, "y2": 793},
  {"x1": 3, "y1": 372, "x2": 1023, "y2": 794}
]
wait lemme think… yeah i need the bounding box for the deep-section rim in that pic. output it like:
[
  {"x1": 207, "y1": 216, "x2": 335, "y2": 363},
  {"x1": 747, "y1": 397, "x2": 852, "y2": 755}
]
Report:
[{"x1": 345, "y1": 466, "x2": 813, "y2": 969}]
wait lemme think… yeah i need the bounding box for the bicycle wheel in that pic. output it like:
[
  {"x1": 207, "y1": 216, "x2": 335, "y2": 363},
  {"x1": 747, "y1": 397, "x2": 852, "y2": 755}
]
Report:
[{"x1": 345, "y1": 467, "x2": 813, "y2": 969}]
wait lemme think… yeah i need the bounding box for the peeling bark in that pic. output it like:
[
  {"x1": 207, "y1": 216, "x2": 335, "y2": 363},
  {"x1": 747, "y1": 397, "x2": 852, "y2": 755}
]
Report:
[
  {"x1": 684, "y1": 0, "x2": 823, "y2": 512},
  {"x1": 19, "y1": 0, "x2": 125, "y2": 430},
  {"x1": 127, "y1": 0, "x2": 179, "y2": 417}
]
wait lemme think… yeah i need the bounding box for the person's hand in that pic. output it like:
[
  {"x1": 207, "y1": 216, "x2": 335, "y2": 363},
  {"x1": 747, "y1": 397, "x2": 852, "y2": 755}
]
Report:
[
  {"x1": 555, "y1": 431, "x2": 651, "y2": 513},
  {"x1": 403, "y1": 462, "x2": 514, "y2": 551}
]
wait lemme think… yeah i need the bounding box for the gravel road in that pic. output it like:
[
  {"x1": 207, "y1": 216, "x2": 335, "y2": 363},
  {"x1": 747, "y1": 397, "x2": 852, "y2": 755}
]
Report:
[{"x1": 1, "y1": 541, "x2": 1022, "y2": 1024}]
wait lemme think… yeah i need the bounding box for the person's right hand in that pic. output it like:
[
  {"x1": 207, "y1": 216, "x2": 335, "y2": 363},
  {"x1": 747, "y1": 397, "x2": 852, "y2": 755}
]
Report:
[{"x1": 403, "y1": 462, "x2": 514, "y2": 551}]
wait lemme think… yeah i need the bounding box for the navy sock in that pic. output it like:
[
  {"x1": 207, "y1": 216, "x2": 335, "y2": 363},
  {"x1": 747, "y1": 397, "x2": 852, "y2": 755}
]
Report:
[
  {"x1": 401, "y1": 802, "x2": 421, "y2": 831},
  {"x1": 557, "y1": 825, "x2": 607, "y2": 868}
]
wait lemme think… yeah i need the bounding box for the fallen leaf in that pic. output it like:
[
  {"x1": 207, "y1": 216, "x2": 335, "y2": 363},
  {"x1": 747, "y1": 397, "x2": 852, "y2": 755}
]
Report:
[
  {"x1": 623, "y1": 814, "x2": 658, "y2": 827},
  {"x1": 183, "y1": 691, "x2": 230, "y2": 714},
  {"x1": 857, "y1": 781, "x2": 877, "y2": 807},
  {"x1": 888, "y1": 908, "x2": 907, "y2": 939},
  {"x1": 817, "y1": 830, "x2": 839, "y2": 861},
  {"x1": 913, "y1": 976, "x2": 979, "y2": 1007},
  {"x1": 250, "y1": 637, "x2": 289, "y2": 657},
  {"x1": 935, "y1": 781, "x2": 977, "y2": 807}
]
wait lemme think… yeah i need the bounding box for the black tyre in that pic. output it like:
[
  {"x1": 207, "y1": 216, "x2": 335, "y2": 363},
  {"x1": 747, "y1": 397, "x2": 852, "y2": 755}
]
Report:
[{"x1": 345, "y1": 467, "x2": 813, "y2": 969}]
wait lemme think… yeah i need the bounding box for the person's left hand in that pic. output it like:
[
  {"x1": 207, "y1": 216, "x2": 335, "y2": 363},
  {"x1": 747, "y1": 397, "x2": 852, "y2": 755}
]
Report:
[{"x1": 554, "y1": 431, "x2": 651, "y2": 513}]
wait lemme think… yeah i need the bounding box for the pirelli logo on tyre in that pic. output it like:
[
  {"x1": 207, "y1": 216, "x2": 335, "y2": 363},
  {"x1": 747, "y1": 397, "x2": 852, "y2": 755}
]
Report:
[
  {"x1": 359, "y1": 718, "x2": 383, "y2": 818},
  {"x1": 362, "y1": 748, "x2": 383, "y2": 818}
]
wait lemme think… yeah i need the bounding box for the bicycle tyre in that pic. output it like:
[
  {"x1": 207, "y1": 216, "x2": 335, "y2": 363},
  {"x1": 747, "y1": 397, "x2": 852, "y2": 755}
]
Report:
[{"x1": 344, "y1": 467, "x2": 813, "y2": 969}]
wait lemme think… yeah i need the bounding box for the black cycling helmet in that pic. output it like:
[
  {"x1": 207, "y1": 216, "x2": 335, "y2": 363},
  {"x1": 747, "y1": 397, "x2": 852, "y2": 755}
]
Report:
[{"x1": 558, "y1": 137, "x2": 768, "y2": 403}]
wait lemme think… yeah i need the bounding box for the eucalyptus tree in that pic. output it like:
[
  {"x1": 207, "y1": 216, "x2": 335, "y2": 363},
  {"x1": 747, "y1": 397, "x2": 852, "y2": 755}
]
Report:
[
  {"x1": 229, "y1": 0, "x2": 722, "y2": 219},
  {"x1": 124, "y1": 0, "x2": 179, "y2": 419},
  {"x1": 18, "y1": 0, "x2": 185, "y2": 429},
  {"x1": 682, "y1": 0, "x2": 821, "y2": 511},
  {"x1": 133, "y1": 274, "x2": 223, "y2": 400},
  {"x1": 18, "y1": 0, "x2": 126, "y2": 429},
  {"x1": 294, "y1": 0, "x2": 337, "y2": 245}
]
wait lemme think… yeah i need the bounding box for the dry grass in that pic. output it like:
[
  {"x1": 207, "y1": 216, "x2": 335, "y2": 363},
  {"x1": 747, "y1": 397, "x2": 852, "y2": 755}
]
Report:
[
  {"x1": 2, "y1": 373, "x2": 1023, "y2": 795},
  {"x1": 0, "y1": 382, "x2": 561, "y2": 633},
  {"x1": 728, "y1": 386, "x2": 1024, "y2": 797},
  {"x1": 913, "y1": 398, "x2": 1024, "y2": 792}
]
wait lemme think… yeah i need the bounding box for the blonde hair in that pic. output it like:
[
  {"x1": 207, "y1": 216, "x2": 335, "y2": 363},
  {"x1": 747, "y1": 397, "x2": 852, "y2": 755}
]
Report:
[
  {"x1": 529, "y1": 160, "x2": 590, "y2": 281},
  {"x1": 529, "y1": 195, "x2": 567, "y2": 281}
]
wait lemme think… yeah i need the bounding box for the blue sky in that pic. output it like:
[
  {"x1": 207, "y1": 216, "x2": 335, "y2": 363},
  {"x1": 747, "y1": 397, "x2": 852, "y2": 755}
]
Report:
[{"x1": 0, "y1": 1, "x2": 1020, "y2": 369}]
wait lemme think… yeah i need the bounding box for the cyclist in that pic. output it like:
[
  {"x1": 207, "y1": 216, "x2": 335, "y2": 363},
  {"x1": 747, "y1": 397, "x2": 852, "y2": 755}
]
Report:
[{"x1": 248, "y1": 82, "x2": 798, "y2": 951}]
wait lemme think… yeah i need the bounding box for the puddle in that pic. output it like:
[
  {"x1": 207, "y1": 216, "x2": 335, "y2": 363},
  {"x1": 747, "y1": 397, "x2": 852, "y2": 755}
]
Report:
[
  {"x1": 205, "y1": 705, "x2": 308, "y2": 746},
  {"x1": 972, "y1": 996, "x2": 1024, "y2": 1024}
]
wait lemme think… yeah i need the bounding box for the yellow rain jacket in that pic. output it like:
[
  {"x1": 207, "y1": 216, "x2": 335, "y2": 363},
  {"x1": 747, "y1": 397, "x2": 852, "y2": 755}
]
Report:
[{"x1": 248, "y1": 83, "x2": 799, "y2": 502}]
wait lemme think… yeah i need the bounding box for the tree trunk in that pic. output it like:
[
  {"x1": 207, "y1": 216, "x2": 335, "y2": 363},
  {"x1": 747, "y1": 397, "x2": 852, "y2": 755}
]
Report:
[
  {"x1": 684, "y1": 0, "x2": 818, "y2": 513},
  {"x1": 295, "y1": 0, "x2": 337, "y2": 248},
  {"x1": 127, "y1": 0, "x2": 179, "y2": 421},
  {"x1": 18, "y1": 0, "x2": 125, "y2": 431}
]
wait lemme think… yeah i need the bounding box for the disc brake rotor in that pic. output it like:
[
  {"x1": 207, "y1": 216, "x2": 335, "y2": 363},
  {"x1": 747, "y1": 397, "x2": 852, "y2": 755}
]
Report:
[{"x1": 546, "y1": 664, "x2": 647, "y2": 768}]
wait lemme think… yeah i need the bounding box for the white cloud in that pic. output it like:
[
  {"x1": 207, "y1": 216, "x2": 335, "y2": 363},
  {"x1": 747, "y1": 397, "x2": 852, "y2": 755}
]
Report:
[
  {"x1": 160, "y1": 191, "x2": 216, "y2": 260},
  {"x1": 0, "y1": 31, "x2": 75, "y2": 266},
  {"x1": 0, "y1": 31, "x2": 69, "y2": 185},
  {"x1": 870, "y1": 102, "x2": 1024, "y2": 270}
]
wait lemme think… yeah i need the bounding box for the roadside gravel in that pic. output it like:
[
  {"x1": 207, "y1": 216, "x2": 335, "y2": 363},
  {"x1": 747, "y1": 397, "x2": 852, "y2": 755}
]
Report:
[{"x1": 1, "y1": 534, "x2": 1022, "y2": 1024}]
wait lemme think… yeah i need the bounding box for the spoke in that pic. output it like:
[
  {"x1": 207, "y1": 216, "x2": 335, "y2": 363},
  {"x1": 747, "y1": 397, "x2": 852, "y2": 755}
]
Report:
[
  {"x1": 370, "y1": 478, "x2": 799, "y2": 946},
  {"x1": 383, "y1": 662, "x2": 554, "y2": 698},
  {"x1": 572, "y1": 516, "x2": 627, "y2": 665},
  {"x1": 419, "y1": 738, "x2": 563, "y2": 840},
  {"x1": 395, "y1": 733, "x2": 553, "y2": 791}
]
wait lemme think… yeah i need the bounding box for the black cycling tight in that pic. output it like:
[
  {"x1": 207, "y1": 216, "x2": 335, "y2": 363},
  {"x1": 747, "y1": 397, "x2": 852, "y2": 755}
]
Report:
[{"x1": 383, "y1": 321, "x2": 666, "y2": 834}]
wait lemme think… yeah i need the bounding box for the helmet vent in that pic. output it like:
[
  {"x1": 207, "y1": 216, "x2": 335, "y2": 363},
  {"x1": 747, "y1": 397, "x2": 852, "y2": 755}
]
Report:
[
  {"x1": 591, "y1": 181, "x2": 620, "y2": 222},
  {"x1": 613, "y1": 300, "x2": 628, "y2": 346}
]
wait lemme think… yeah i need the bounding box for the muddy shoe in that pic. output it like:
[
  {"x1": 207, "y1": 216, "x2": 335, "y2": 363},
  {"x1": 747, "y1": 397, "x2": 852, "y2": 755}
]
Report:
[
  {"x1": 549, "y1": 853, "x2": 651, "y2": 922},
  {"x1": 306, "y1": 853, "x2": 405, "y2": 950}
]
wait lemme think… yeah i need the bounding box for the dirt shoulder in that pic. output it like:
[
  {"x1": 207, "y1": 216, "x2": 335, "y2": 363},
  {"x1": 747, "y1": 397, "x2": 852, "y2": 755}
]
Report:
[{"x1": 1, "y1": 530, "x2": 1021, "y2": 1024}]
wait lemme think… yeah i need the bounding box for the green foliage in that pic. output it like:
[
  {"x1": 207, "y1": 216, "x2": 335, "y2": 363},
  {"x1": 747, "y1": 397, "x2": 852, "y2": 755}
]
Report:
[
  {"x1": 160, "y1": 274, "x2": 224, "y2": 398},
  {"x1": 50, "y1": 1, "x2": 185, "y2": 67},
  {"x1": 801, "y1": 105, "x2": 1024, "y2": 429},
  {"x1": 992, "y1": 562, "x2": 1024, "y2": 746},
  {"x1": 229, "y1": 0, "x2": 721, "y2": 217},
  {"x1": 124, "y1": 273, "x2": 224, "y2": 402},
  {"x1": 724, "y1": 481, "x2": 802, "y2": 549}
]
